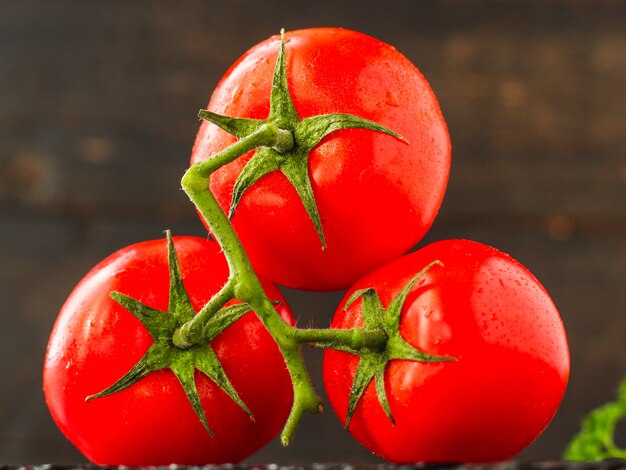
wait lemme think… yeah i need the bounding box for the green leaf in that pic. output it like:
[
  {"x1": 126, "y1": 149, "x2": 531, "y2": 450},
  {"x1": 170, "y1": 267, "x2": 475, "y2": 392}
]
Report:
[
  {"x1": 359, "y1": 289, "x2": 385, "y2": 332},
  {"x1": 296, "y1": 113, "x2": 405, "y2": 153},
  {"x1": 280, "y1": 151, "x2": 326, "y2": 248},
  {"x1": 229, "y1": 147, "x2": 281, "y2": 218},
  {"x1": 564, "y1": 378, "x2": 626, "y2": 461},
  {"x1": 346, "y1": 353, "x2": 386, "y2": 428},
  {"x1": 193, "y1": 345, "x2": 253, "y2": 418},
  {"x1": 374, "y1": 367, "x2": 394, "y2": 425},
  {"x1": 171, "y1": 360, "x2": 213, "y2": 436},
  {"x1": 166, "y1": 230, "x2": 195, "y2": 322},
  {"x1": 269, "y1": 29, "x2": 299, "y2": 129},
  {"x1": 342, "y1": 288, "x2": 389, "y2": 428},
  {"x1": 385, "y1": 260, "x2": 443, "y2": 332},
  {"x1": 85, "y1": 348, "x2": 169, "y2": 401},
  {"x1": 340, "y1": 288, "x2": 389, "y2": 428},
  {"x1": 85, "y1": 359, "x2": 151, "y2": 401},
  {"x1": 387, "y1": 334, "x2": 455, "y2": 363},
  {"x1": 198, "y1": 110, "x2": 265, "y2": 139},
  {"x1": 344, "y1": 288, "x2": 375, "y2": 311},
  {"x1": 109, "y1": 291, "x2": 172, "y2": 340}
]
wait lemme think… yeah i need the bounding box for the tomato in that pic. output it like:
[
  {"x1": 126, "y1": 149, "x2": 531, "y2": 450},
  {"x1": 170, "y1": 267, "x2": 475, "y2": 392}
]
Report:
[
  {"x1": 43, "y1": 236, "x2": 294, "y2": 465},
  {"x1": 323, "y1": 239, "x2": 570, "y2": 463},
  {"x1": 191, "y1": 27, "x2": 450, "y2": 290}
]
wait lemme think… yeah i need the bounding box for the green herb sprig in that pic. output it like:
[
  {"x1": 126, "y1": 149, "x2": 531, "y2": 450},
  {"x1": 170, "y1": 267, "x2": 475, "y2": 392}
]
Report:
[{"x1": 564, "y1": 378, "x2": 626, "y2": 461}]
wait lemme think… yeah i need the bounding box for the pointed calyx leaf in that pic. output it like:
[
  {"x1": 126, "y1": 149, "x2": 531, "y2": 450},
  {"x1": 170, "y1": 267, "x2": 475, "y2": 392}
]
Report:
[
  {"x1": 333, "y1": 260, "x2": 453, "y2": 429},
  {"x1": 86, "y1": 353, "x2": 157, "y2": 401},
  {"x1": 198, "y1": 110, "x2": 265, "y2": 139},
  {"x1": 229, "y1": 147, "x2": 281, "y2": 218},
  {"x1": 171, "y1": 360, "x2": 213, "y2": 436},
  {"x1": 166, "y1": 230, "x2": 195, "y2": 322},
  {"x1": 109, "y1": 291, "x2": 173, "y2": 340},
  {"x1": 86, "y1": 232, "x2": 252, "y2": 436},
  {"x1": 280, "y1": 152, "x2": 326, "y2": 248},
  {"x1": 345, "y1": 351, "x2": 389, "y2": 428},
  {"x1": 269, "y1": 28, "x2": 299, "y2": 129},
  {"x1": 384, "y1": 260, "x2": 444, "y2": 333},
  {"x1": 296, "y1": 113, "x2": 406, "y2": 153},
  {"x1": 197, "y1": 29, "x2": 405, "y2": 249}
]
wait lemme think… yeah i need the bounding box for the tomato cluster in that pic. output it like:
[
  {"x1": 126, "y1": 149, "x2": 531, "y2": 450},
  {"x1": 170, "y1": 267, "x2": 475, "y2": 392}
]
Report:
[{"x1": 43, "y1": 28, "x2": 569, "y2": 465}]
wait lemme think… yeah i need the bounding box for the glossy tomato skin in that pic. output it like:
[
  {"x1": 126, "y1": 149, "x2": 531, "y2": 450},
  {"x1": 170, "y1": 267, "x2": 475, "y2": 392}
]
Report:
[
  {"x1": 191, "y1": 28, "x2": 451, "y2": 291},
  {"x1": 43, "y1": 236, "x2": 294, "y2": 465},
  {"x1": 323, "y1": 239, "x2": 569, "y2": 463}
]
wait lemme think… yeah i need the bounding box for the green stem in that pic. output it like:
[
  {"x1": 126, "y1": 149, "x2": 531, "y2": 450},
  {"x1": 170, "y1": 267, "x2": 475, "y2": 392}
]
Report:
[
  {"x1": 244, "y1": 295, "x2": 323, "y2": 446},
  {"x1": 178, "y1": 120, "x2": 393, "y2": 445},
  {"x1": 292, "y1": 327, "x2": 387, "y2": 352},
  {"x1": 180, "y1": 124, "x2": 324, "y2": 444},
  {"x1": 181, "y1": 123, "x2": 292, "y2": 278},
  {"x1": 172, "y1": 282, "x2": 234, "y2": 349}
]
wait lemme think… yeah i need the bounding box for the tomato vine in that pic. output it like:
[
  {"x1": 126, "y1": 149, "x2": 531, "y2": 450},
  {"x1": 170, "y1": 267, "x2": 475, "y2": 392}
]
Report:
[
  {"x1": 168, "y1": 29, "x2": 444, "y2": 445},
  {"x1": 75, "y1": 29, "x2": 444, "y2": 448}
]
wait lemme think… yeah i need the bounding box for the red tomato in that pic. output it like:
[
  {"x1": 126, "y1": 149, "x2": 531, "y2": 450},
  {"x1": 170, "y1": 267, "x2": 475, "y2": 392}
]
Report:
[
  {"x1": 323, "y1": 239, "x2": 570, "y2": 463},
  {"x1": 43, "y1": 236, "x2": 294, "y2": 465},
  {"x1": 191, "y1": 27, "x2": 450, "y2": 290}
]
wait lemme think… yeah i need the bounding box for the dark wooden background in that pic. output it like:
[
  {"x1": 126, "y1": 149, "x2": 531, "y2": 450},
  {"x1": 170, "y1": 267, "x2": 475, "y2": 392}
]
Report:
[{"x1": 1, "y1": 0, "x2": 624, "y2": 464}]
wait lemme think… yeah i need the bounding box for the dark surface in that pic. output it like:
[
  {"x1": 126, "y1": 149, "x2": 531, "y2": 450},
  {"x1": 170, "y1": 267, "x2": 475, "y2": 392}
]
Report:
[
  {"x1": 1, "y1": 0, "x2": 624, "y2": 465},
  {"x1": 1, "y1": 461, "x2": 626, "y2": 470}
]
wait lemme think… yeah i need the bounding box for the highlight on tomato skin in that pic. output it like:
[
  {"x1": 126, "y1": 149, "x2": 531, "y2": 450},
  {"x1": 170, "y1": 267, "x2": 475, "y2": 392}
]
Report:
[
  {"x1": 191, "y1": 27, "x2": 451, "y2": 291},
  {"x1": 323, "y1": 239, "x2": 570, "y2": 463},
  {"x1": 43, "y1": 236, "x2": 294, "y2": 466}
]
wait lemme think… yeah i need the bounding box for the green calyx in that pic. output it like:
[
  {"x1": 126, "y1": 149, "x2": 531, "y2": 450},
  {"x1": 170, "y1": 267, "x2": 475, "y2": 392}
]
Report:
[
  {"x1": 320, "y1": 260, "x2": 454, "y2": 428},
  {"x1": 199, "y1": 29, "x2": 405, "y2": 249},
  {"x1": 86, "y1": 231, "x2": 253, "y2": 436}
]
